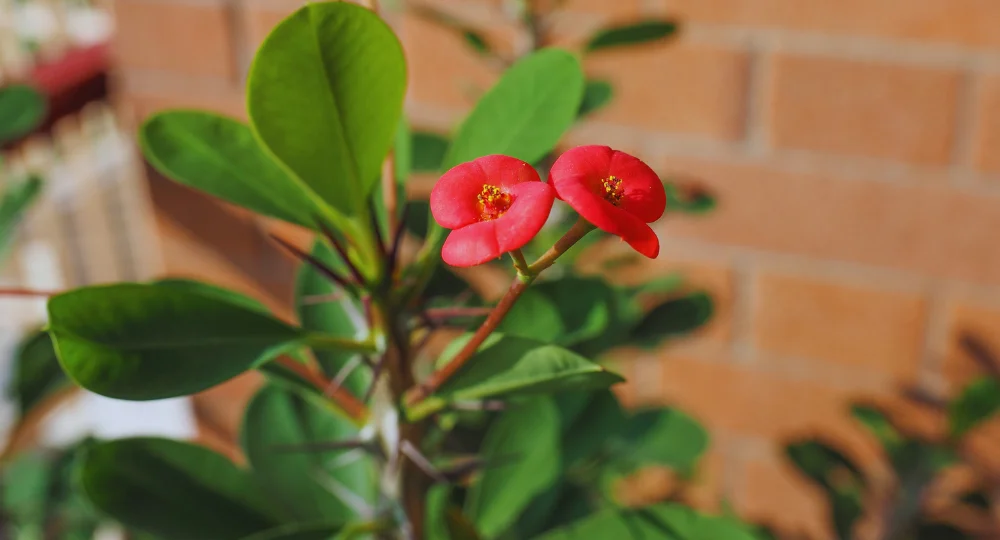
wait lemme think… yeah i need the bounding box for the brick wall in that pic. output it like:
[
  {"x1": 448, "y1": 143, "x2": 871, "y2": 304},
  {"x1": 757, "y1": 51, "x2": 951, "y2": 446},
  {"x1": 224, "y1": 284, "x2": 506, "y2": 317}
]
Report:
[{"x1": 110, "y1": 0, "x2": 1000, "y2": 536}]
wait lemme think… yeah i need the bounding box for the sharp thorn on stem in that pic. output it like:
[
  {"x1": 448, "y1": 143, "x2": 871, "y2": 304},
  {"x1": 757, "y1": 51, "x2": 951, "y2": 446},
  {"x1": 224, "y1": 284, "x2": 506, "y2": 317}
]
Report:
[
  {"x1": 363, "y1": 356, "x2": 388, "y2": 402},
  {"x1": 270, "y1": 234, "x2": 353, "y2": 289},
  {"x1": 401, "y1": 440, "x2": 448, "y2": 484},
  {"x1": 451, "y1": 400, "x2": 507, "y2": 411},
  {"x1": 325, "y1": 355, "x2": 364, "y2": 398},
  {"x1": 315, "y1": 217, "x2": 367, "y2": 285}
]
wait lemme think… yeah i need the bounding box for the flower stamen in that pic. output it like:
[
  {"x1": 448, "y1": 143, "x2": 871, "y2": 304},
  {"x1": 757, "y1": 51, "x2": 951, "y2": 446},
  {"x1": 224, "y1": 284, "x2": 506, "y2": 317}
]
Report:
[
  {"x1": 602, "y1": 176, "x2": 624, "y2": 205},
  {"x1": 477, "y1": 184, "x2": 512, "y2": 221}
]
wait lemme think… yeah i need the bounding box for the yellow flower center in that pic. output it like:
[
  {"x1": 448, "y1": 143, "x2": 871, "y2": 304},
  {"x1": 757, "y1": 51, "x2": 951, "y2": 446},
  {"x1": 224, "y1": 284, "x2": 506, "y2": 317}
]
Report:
[
  {"x1": 602, "y1": 176, "x2": 624, "y2": 205},
  {"x1": 477, "y1": 184, "x2": 512, "y2": 221}
]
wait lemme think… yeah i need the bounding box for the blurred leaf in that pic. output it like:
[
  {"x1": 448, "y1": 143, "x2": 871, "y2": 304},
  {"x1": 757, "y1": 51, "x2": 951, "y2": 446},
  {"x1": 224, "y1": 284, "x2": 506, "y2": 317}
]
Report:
[
  {"x1": 577, "y1": 80, "x2": 613, "y2": 118},
  {"x1": 664, "y1": 183, "x2": 716, "y2": 215},
  {"x1": 412, "y1": 132, "x2": 450, "y2": 173},
  {"x1": 47, "y1": 283, "x2": 309, "y2": 400},
  {"x1": 913, "y1": 523, "x2": 970, "y2": 540},
  {"x1": 851, "y1": 404, "x2": 904, "y2": 456},
  {"x1": 2, "y1": 451, "x2": 51, "y2": 523},
  {"x1": 0, "y1": 84, "x2": 46, "y2": 144},
  {"x1": 785, "y1": 440, "x2": 865, "y2": 491},
  {"x1": 830, "y1": 488, "x2": 864, "y2": 540},
  {"x1": 462, "y1": 31, "x2": 490, "y2": 55},
  {"x1": 296, "y1": 240, "x2": 370, "y2": 393},
  {"x1": 617, "y1": 408, "x2": 708, "y2": 475},
  {"x1": 242, "y1": 385, "x2": 373, "y2": 525},
  {"x1": 425, "y1": 48, "x2": 585, "y2": 255},
  {"x1": 446, "y1": 508, "x2": 482, "y2": 540},
  {"x1": 0, "y1": 175, "x2": 42, "y2": 259},
  {"x1": 559, "y1": 390, "x2": 628, "y2": 468},
  {"x1": 958, "y1": 489, "x2": 991, "y2": 510},
  {"x1": 466, "y1": 398, "x2": 561, "y2": 538},
  {"x1": 247, "y1": 2, "x2": 406, "y2": 216},
  {"x1": 629, "y1": 291, "x2": 714, "y2": 347},
  {"x1": 426, "y1": 484, "x2": 453, "y2": 540},
  {"x1": 409, "y1": 335, "x2": 623, "y2": 419},
  {"x1": 141, "y1": 111, "x2": 333, "y2": 230},
  {"x1": 80, "y1": 437, "x2": 280, "y2": 540},
  {"x1": 239, "y1": 523, "x2": 341, "y2": 540},
  {"x1": 499, "y1": 277, "x2": 617, "y2": 346},
  {"x1": 584, "y1": 20, "x2": 679, "y2": 53},
  {"x1": 535, "y1": 504, "x2": 756, "y2": 540},
  {"x1": 9, "y1": 329, "x2": 66, "y2": 416},
  {"x1": 949, "y1": 376, "x2": 1000, "y2": 439}
]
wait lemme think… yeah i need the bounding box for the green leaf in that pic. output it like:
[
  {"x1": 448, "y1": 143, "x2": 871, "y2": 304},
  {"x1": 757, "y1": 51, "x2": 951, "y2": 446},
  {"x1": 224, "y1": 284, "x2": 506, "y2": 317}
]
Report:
[
  {"x1": 466, "y1": 398, "x2": 561, "y2": 538},
  {"x1": 2, "y1": 451, "x2": 52, "y2": 523},
  {"x1": 949, "y1": 377, "x2": 1000, "y2": 439},
  {"x1": 412, "y1": 132, "x2": 450, "y2": 173},
  {"x1": 409, "y1": 334, "x2": 623, "y2": 419},
  {"x1": 445, "y1": 508, "x2": 482, "y2": 540},
  {"x1": 462, "y1": 30, "x2": 490, "y2": 55},
  {"x1": 424, "y1": 48, "x2": 584, "y2": 253},
  {"x1": 851, "y1": 405, "x2": 904, "y2": 456},
  {"x1": 79, "y1": 437, "x2": 280, "y2": 540},
  {"x1": 584, "y1": 20, "x2": 679, "y2": 52},
  {"x1": 535, "y1": 504, "x2": 756, "y2": 540},
  {"x1": 247, "y1": 2, "x2": 406, "y2": 216},
  {"x1": 47, "y1": 283, "x2": 307, "y2": 400},
  {"x1": 499, "y1": 277, "x2": 616, "y2": 346},
  {"x1": 664, "y1": 183, "x2": 716, "y2": 215},
  {"x1": 577, "y1": 80, "x2": 613, "y2": 118},
  {"x1": 153, "y1": 278, "x2": 270, "y2": 313},
  {"x1": 140, "y1": 111, "x2": 334, "y2": 230},
  {"x1": 426, "y1": 484, "x2": 453, "y2": 540},
  {"x1": 785, "y1": 440, "x2": 865, "y2": 491},
  {"x1": 0, "y1": 85, "x2": 46, "y2": 144},
  {"x1": 0, "y1": 176, "x2": 42, "y2": 260},
  {"x1": 296, "y1": 240, "x2": 370, "y2": 393},
  {"x1": 242, "y1": 385, "x2": 375, "y2": 524},
  {"x1": 9, "y1": 329, "x2": 67, "y2": 416},
  {"x1": 558, "y1": 390, "x2": 628, "y2": 468},
  {"x1": 629, "y1": 291, "x2": 714, "y2": 347},
  {"x1": 239, "y1": 523, "x2": 341, "y2": 540},
  {"x1": 618, "y1": 408, "x2": 708, "y2": 475}
]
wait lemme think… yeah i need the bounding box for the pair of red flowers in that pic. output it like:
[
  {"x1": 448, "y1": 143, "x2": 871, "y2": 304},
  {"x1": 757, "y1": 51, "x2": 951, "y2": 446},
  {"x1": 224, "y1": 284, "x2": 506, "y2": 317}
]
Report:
[{"x1": 430, "y1": 145, "x2": 666, "y2": 267}]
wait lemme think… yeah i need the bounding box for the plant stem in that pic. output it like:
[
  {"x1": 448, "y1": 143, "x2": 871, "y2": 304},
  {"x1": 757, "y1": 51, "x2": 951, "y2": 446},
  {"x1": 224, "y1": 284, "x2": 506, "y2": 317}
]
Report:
[
  {"x1": 404, "y1": 219, "x2": 594, "y2": 405},
  {"x1": 0, "y1": 287, "x2": 58, "y2": 297},
  {"x1": 510, "y1": 249, "x2": 529, "y2": 274},
  {"x1": 423, "y1": 306, "x2": 494, "y2": 320}
]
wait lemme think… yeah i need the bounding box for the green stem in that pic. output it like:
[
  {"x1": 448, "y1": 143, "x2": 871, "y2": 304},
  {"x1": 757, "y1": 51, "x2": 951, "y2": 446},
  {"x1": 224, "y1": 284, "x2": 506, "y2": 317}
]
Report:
[
  {"x1": 526, "y1": 218, "x2": 595, "y2": 275},
  {"x1": 510, "y1": 249, "x2": 530, "y2": 275}
]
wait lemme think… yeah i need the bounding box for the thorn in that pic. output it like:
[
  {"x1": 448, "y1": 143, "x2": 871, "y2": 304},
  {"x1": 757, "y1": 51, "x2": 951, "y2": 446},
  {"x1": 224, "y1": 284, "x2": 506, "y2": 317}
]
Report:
[
  {"x1": 900, "y1": 386, "x2": 948, "y2": 410},
  {"x1": 316, "y1": 469, "x2": 375, "y2": 519},
  {"x1": 401, "y1": 440, "x2": 447, "y2": 484},
  {"x1": 270, "y1": 234, "x2": 353, "y2": 289},
  {"x1": 386, "y1": 204, "x2": 410, "y2": 279},
  {"x1": 315, "y1": 217, "x2": 367, "y2": 285},
  {"x1": 364, "y1": 356, "x2": 388, "y2": 402},
  {"x1": 960, "y1": 333, "x2": 1000, "y2": 378},
  {"x1": 452, "y1": 400, "x2": 507, "y2": 411},
  {"x1": 325, "y1": 356, "x2": 364, "y2": 398}
]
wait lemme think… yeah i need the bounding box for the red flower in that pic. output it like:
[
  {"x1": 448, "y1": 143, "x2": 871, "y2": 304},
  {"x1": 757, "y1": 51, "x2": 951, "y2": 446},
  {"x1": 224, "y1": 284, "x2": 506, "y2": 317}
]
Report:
[
  {"x1": 548, "y1": 145, "x2": 666, "y2": 258},
  {"x1": 431, "y1": 155, "x2": 555, "y2": 267}
]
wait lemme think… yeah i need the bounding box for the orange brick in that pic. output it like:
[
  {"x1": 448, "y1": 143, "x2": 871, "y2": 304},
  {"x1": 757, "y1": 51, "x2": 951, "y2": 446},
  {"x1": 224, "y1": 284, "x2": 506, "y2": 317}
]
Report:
[
  {"x1": 753, "y1": 272, "x2": 926, "y2": 379},
  {"x1": 655, "y1": 158, "x2": 1000, "y2": 286},
  {"x1": 124, "y1": 84, "x2": 247, "y2": 124},
  {"x1": 660, "y1": 0, "x2": 1000, "y2": 49},
  {"x1": 401, "y1": 13, "x2": 501, "y2": 110},
  {"x1": 732, "y1": 450, "x2": 831, "y2": 539},
  {"x1": 586, "y1": 42, "x2": 750, "y2": 141},
  {"x1": 972, "y1": 74, "x2": 1000, "y2": 175},
  {"x1": 768, "y1": 54, "x2": 962, "y2": 165},
  {"x1": 242, "y1": 0, "x2": 300, "y2": 51},
  {"x1": 942, "y1": 299, "x2": 1000, "y2": 391},
  {"x1": 113, "y1": 0, "x2": 236, "y2": 79}
]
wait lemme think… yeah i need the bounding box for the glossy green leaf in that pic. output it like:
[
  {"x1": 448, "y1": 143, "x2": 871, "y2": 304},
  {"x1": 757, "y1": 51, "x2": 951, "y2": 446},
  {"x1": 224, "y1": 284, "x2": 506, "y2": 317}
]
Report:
[
  {"x1": 584, "y1": 20, "x2": 679, "y2": 52},
  {"x1": 630, "y1": 291, "x2": 714, "y2": 347},
  {"x1": 153, "y1": 278, "x2": 270, "y2": 313},
  {"x1": 949, "y1": 377, "x2": 1000, "y2": 438},
  {"x1": 412, "y1": 132, "x2": 449, "y2": 173},
  {"x1": 240, "y1": 523, "x2": 341, "y2": 540},
  {"x1": 296, "y1": 240, "x2": 370, "y2": 393},
  {"x1": 0, "y1": 176, "x2": 42, "y2": 260},
  {"x1": 0, "y1": 85, "x2": 46, "y2": 144},
  {"x1": 47, "y1": 283, "x2": 308, "y2": 400},
  {"x1": 466, "y1": 398, "x2": 561, "y2": 538},
  {"x1": 425, "y1": 48, "x2": 584, "y2": 253},
  {"x1": 247, "y1": 2, "x2": 406, "y2": 215},
  {"x1": 9, "y1": 329, "x2": 67, "y2": 415},
  {"x1": 578, "y1": 80, "x2": 613, "y2": 118},
  {"x1": 410, "y1": 335, "x2": 623, "y2": 419},
  {"x1": 80, "y1": 437, "x2": 280, "y2": 540},
  {"x1": 535, "y1": 504, "x2": 756, "y2": 540},
  {"x1": 242, "y1": 385, "x2": 374, "y2": 524},
  {"x1": 499, "y1": 277, "x2": 616, "y2": 346},
  {"x1": 619, "y1": 408, "x2": 708, "y2": 475},
  {"x1": 140, "y1": 111, "x2": 332, "y2": 230}
]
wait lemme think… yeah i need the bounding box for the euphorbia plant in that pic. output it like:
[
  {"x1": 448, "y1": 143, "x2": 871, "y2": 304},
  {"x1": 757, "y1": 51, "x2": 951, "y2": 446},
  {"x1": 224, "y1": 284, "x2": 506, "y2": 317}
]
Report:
[{"x1": 35, "y1": 3, "x2": 755, "y2": 539}]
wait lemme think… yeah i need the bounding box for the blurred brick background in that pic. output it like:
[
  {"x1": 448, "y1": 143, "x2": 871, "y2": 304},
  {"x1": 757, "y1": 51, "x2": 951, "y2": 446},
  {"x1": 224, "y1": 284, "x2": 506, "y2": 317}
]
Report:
[{"x1": 109, "y1": 0, "x2": 1000, "y2": 536}]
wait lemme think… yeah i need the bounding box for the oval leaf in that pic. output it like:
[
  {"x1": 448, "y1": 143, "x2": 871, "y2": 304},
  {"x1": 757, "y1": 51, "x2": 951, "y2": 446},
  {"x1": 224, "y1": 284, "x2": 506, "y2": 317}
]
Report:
[
  {"x1": 465, "y1": 398, "x2": 561, "y2": 538},
  {"x1": 585, "y1": 20, "x2": 679, "y2": 52},
  {"x1": 9, "y1": 329, "x2": 67, "y2": 416},
  {"x1": 80, "y1": 438, "x2": 280, "y2": 540},
  {"x1": 0, "y1": 85, "x2": 46, "y2": 144},
  {"x1": 247, "y1": 2, "x2": 406, "y2": 215},
  {"x1": 949, "y1": 377, "x2": 1000, "y2": 439},
  {"x1": 141, "y1": 111, "x2": 332, "y2": 230},
  {"x1": 47, "y1": 283, "x2": 306, "y2": 400},
  {"x1": 629, "y1": 291, "x2": 714, "y2": 347},
  {"x1": 499, "y1": 277, "x2": 616, "y2": 346},
  {"x1": 577, "y1": 80, "x2": 613, "y2": 118},
  {"x1": 242, "y1": 385, "x2": 376, "y2": 524},
  {"x1": 0, "y1": 176, "x2": 43, "y2": 259},
  {"x1": 618, "y1": 408, "x2": 708, "y2": 475},
  {"x1": 240, "y1": 523, "x2": 341, "y2": 540},
  {"x1": 409, "y1": 335, "x2": 623, "y2": 419},
  {"x1": 536, "y1": 504, "x2": 756, "y2": 540}
]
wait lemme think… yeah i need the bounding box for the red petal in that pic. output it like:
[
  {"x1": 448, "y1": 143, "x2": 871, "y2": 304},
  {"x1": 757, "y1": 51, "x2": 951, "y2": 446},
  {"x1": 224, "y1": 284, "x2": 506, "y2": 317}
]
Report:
[
  {"x1": 431, "y1": 155, "x2": 540, "y2": 230},
  {"x1": 609, "y1": 151, "x2": 665, "y2": 223},
  {"x1": 441, "y1": 181, "x2": 554, "y2": 267},
  {"x1": 548, "y1": 145, "x2": 613, "y2": 197}
]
